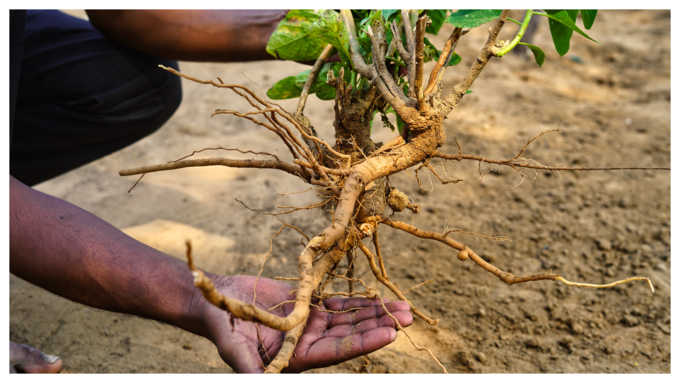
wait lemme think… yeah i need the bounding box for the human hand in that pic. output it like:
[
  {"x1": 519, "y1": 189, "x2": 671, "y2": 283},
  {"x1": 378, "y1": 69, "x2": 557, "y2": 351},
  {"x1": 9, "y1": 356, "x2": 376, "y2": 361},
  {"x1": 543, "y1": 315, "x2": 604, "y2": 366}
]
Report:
[{"x1": 200, "y1": 275, "x2": 413, "y2": 373}]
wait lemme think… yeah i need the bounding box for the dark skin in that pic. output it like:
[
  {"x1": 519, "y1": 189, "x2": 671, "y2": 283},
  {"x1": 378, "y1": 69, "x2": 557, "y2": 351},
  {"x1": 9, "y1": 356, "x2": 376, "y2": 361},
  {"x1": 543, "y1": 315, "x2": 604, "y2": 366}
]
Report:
[
  {"x1": 86, "y1": 10, "x2": 288, "y2": 62},
  {"x1": 10, "y1": 11, "x2": 413, "y2": 373},
  {"x1": 10, "y1": 176, "x2": 413, "y2": 372}
]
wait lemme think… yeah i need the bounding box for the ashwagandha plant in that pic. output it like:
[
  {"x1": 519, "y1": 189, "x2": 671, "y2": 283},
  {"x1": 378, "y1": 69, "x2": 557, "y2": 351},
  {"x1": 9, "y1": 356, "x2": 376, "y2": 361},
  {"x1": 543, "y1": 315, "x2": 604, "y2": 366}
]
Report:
[{"x1": 119, "y1": 10, "x2": 668, "y2": 373}]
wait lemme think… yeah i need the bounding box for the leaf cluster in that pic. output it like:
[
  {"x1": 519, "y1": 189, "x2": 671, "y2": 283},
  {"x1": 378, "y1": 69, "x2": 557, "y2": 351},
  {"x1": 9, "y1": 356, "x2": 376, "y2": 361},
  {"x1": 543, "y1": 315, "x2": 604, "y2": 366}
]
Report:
[
  {"x1": 265, "y1": 10, "x2": 463, "y2": 103},
  {"x1": 264, "y1": 9, "x2": 602, "y2": 131}
]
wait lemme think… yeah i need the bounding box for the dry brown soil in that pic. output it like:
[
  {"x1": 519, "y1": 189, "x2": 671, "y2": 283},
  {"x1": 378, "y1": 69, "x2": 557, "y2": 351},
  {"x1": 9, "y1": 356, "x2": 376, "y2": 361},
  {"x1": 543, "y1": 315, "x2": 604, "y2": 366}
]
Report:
[{"x1": 10, "y1": 10, "x2": 670, "y2": 373}]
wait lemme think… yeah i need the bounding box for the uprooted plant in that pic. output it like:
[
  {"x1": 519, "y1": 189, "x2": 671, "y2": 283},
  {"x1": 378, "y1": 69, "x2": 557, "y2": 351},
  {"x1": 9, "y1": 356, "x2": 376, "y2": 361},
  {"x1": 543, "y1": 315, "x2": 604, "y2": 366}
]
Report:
[{"x1": 119, "y1": 10, "x2": 668, "y2": 373}]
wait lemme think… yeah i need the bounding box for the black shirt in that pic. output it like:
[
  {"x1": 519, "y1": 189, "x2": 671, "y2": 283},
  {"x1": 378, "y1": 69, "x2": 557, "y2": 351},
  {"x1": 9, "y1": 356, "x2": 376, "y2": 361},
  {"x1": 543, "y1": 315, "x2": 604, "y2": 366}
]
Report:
[{"x1": 10, "y1": 10, "x2": 27, "y2": 144}]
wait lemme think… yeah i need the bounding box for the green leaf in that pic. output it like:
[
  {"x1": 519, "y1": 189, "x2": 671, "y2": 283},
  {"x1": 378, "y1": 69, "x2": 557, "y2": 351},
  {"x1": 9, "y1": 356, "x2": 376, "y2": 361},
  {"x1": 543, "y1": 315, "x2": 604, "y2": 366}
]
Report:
[
  {"x1": 294, "y1": 69, "x2": 311, "y2": 89},
  {"x1": 542, "y1": 10, "x2": 600, "y2": 56},
  {"x1": 267, "y1": 76, "x2": 303, "y2": 100},
  {"x1": 422, "y1": 37, "x2": 439, "y2": 63},
  {"x1": 465, "y1": 90, "x2": 473, "y2": 94},
  {"x1": 266, "y1": 10, "x2": 326, "y2": 61},
  {"x1": 379, "y1": 112, "x2": 396, "y2": 132},
  {"x1": 360, "y1": 10, "x2": 382, "y2": 26},
  {"x1": 445, "y1": 10, "x2": 502, "y2": 29},
  {"x1": 396, "y1": 115, "x2": 405, "y2": 134},
  {"x1": 581, "y1": 10, "x2": 597, "y2": 30},
  {"x1": 520, "y1": 43, "x2": 545, "y2": 67},
  {"x1": 425, "y1": 10, "x2": 447, "y2": 34},
  {"x1": 544, "y1": 10, "x2": 578, "y2": 56},
  {"x1": 309, "y1": 10, "x2": 351, "y2": 66},
  {"x1": 382, "y1": 10, "x2": 400, "y2": 22},
  {"x1": 448, "y1": 52, "x2": 462, "y2": 66}
]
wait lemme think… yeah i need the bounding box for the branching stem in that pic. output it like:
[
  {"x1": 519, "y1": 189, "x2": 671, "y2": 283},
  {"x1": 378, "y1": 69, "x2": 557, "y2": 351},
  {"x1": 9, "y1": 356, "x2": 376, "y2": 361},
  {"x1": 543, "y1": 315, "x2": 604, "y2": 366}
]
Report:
[
  {"x1": 496, "y1": 10, "x2": 534, "y2": 57},
  {"x1": 295, "y1": 44, "x2": 334, "y2": 119}
]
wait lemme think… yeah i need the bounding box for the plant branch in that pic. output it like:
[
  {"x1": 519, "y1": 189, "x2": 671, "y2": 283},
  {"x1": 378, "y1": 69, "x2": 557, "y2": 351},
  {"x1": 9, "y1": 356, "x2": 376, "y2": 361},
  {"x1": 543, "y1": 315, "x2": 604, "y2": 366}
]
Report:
[
  {"x1": 367, "y1": 21, "x2": 409, "y2": 104},
  {"x1": 390, "y1": 21, "x2": 411, "y2": 65},
  {"x1": 414, "y1": 15, "x2": 428, "y2": 110},
  {"x1": 425, "y1": 27, "x2": 462, "y2": 95},
  {"x1": 295, "y1": 44, "x2": 334, "y2": 119},
  {"x1": 341, "y1": 9, "x2": 371, "y2": 78},
  {"x1": 444, "y1": 10, "x2": 511, "y2": 110},
  {"x1": 401, "y1": 10, "x2": 417, "y2": 99},
  {"x1": 341, "y1": 9, "x2": 409, "y2": 112},
  {"x1": 496, "y1": 10, "x2": 534, "y2": 56}
]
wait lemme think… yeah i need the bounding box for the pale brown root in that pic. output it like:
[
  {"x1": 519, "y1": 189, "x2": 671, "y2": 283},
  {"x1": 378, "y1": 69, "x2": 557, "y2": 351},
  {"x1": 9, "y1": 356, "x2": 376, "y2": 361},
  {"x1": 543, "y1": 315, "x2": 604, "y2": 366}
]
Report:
[
  {"x1": 345, "y1": 251, "x2": 355, "y2": 293},
  {"x1": 360, "y1": 355, "x2": 371, "y2": 373},
  {"x1": 372, "y1": 229, "x2": 388, "y2": 279},
  {"x1": 170, "y1": 146, "x2": 282, "y2": 163},
  {"x1": 327, "y1": 272, "x2": 372, "y2": 291},
  {"x1": 267, "y1": 299, "x2": 296, "y2": 312},
  {"x1": 432, "y1": 130, "x2": 670, "y2": 173},
  {"x1": 379, "y1": 220, "x2": 655, "y2": 291},
  {"x1": 119, "y1": 157, "x2": 307, "y2": 180},
  {"x1": 264, "y1": 319, "x2": 307, "y2": 373},
  {"x1": 375, "y1": 295, "x2": 447, "y2": 373},
  {"x1": 443, "y1": 229, "x2": 511, "y2": 242},
  {"x1": 253, "y1": 224, "x2": 288, "y2": 305},
  {"x1": 158, "y1": 64, "x2": 350, "y2": 171},
  {"x1": 236, "y1": 198, "x2": 333, "y2": 216},
  {"x1": 127, "y1": 173, "x2": 145, "y2": 193},
  {"x1": 294, "y1": 159, "x2": 351, "y2": 176},
  {"x1": 357, "y1": 241, "x2": 438, "y2": 325},
  {"x1": 255, "y1": 324, "x2": 271, "y2": 363},
  {"x1": 185, "y1": 237, "x2": 321, "y2": 332},
  {"x1": 404, "y1": 278, "x2": 435, "y2": 294},
  {"x1": 426, "y1": 162, "x2": 463, "y2": 185},
  {"x1": 557, "y1": 276, "x2": 654, "y2": 292},
  {"x1": 267, "y1": 246, "x2": 349, "y2": 371}
]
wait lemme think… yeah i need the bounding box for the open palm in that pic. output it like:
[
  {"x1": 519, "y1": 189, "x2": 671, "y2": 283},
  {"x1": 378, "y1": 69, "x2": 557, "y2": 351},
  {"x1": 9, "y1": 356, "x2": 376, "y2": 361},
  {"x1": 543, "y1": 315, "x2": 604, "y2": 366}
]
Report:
[{"x1": 201, "y1": 275, "x2": 413, "y2": 373}]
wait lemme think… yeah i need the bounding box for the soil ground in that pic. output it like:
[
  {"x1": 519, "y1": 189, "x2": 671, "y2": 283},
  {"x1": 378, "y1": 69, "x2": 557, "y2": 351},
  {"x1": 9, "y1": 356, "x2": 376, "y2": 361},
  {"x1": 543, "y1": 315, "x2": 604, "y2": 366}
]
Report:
[{"x1": 10, "y1": 10, "x2": 670, "y2": 373}]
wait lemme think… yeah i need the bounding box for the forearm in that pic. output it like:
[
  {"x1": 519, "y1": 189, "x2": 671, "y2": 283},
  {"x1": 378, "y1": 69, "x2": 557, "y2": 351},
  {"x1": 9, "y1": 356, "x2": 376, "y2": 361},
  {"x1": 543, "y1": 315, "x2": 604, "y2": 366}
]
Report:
[
  {"x1": 9, "y1": 176, "x2": 209, "y2": 338},
  {"x1": 86, "y1": 10, "x2": 287, "y2": 62}
]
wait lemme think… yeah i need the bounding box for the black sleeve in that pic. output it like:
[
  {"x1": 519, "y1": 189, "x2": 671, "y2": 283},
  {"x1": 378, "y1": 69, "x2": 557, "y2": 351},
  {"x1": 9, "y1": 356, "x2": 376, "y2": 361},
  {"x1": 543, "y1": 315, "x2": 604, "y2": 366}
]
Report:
[{"x1": 10, "y1": 10, "x2": 27, "y2": 145}]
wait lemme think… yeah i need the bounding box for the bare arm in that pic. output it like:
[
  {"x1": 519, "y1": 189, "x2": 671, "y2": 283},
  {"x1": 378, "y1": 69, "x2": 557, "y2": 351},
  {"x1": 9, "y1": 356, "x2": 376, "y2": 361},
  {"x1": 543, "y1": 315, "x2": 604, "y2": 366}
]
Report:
[
  {"x1": 86, "y1": 10, "x2": 288, "y2": 62},
  {"x1": 9, "y1": 175, "x2": 413, "y2": 372},
  {"x1": 9, "y1": 175, "x2": 208, "y2": 338}
]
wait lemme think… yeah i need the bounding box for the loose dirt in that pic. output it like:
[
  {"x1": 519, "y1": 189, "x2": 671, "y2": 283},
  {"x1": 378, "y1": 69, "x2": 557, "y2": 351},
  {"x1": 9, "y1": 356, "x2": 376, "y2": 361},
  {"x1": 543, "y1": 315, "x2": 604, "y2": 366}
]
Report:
[{"x1": 10, "y1": 10, "x2": 670, "y2": 373}]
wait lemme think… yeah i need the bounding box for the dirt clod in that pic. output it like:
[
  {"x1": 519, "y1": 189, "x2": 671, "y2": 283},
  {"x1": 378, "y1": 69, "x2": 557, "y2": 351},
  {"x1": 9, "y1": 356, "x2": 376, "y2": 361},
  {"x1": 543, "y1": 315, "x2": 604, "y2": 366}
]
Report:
[
  {"x1": 386, "y1": 188, "x2": 410, "y2": 212},
  {"x1": 623, "y1": 315, "x2": 640, "y2": 327},
  {"x1": 597, "y1": 239, "x2": 612, "y2": 251},
  {"x1": 474, "y1": 351, "x2": 487, "y2": 365}
]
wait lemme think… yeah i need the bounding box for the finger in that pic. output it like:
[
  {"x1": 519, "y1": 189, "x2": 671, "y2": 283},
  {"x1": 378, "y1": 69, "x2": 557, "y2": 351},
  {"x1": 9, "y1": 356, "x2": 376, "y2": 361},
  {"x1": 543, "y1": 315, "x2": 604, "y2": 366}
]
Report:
[
  {"x1": 9, "y1": 341, "x2": 62, "y2": 373},
  {"x1": 328, "y1": 301, "x2": 411, "y2": 327},
  {"x1": 323, "y1": 296, "x2": 392, "y2": 311},
  {"x1": 323, "y1": 310, "x2": 413, "y2": 338},
  {"x1": 216, "y1": 335, "x2": 269, "y2": 373},
  {"x1": 286, "y1": 327, "x2": 399, "y2": 373}
]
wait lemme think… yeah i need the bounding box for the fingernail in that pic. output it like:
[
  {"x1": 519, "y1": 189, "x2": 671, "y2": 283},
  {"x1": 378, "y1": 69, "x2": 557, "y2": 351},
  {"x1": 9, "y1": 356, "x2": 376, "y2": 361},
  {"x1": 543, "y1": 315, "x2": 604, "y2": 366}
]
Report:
[{"x1": 43, "y1": 354, "x2": 60, "y2": 364}]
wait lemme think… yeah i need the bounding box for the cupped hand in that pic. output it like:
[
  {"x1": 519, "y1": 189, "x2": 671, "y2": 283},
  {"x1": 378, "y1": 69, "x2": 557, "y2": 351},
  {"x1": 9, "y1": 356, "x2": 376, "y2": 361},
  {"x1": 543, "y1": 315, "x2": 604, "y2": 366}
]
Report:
[{"x1": 201, "y1": 275, "x2": 413, "y2": 373}]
